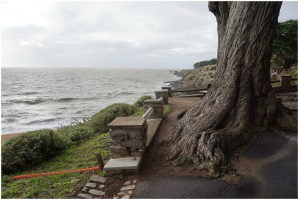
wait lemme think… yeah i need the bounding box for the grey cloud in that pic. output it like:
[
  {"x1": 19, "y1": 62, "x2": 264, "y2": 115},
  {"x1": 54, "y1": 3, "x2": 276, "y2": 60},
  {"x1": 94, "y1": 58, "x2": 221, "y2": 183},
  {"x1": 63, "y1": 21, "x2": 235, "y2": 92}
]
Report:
[{"x1": 1, "y1": 1, "x2": 297, "y2": 69}]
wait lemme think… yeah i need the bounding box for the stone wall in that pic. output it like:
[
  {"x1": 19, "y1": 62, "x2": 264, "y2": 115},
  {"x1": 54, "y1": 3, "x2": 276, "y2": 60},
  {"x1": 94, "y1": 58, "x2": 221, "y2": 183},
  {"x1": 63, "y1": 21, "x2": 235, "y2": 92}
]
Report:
[
  {"x1": 108, "y1": 117, "x2": 148, "y2": 159},
  {"x1": 143, "y1": 99, "x2": 164, "y2": 119}
]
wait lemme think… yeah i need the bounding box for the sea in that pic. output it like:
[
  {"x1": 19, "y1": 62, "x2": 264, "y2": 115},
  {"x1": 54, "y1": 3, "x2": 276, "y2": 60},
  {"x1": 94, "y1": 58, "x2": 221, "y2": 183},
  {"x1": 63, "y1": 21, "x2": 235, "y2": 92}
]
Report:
[{"x1": 1, "y1": 68, "x2": 181, "y2": 134}]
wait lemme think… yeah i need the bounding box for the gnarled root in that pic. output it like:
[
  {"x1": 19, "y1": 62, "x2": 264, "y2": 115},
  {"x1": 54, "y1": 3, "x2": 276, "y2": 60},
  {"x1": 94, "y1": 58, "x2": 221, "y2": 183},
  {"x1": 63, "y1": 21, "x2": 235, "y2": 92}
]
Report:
[{"x1": 170, "y1": 118, "x2": 250, "y2": 177}]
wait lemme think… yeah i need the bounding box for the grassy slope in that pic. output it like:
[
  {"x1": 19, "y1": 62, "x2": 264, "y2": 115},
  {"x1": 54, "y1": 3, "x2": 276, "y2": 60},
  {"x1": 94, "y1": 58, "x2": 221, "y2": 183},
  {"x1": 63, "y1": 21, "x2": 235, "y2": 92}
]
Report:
[
  {"x1": 1, "y1": 96, "x2": 170, "y2": 199},
  {"x1": 1, "y1": 133, "x2": 110, "y2": 199}
]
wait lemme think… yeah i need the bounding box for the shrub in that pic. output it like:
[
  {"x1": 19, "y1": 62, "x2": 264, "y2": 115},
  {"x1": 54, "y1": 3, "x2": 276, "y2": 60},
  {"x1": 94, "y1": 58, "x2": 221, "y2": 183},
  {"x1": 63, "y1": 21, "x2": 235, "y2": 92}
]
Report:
[
  {"x1": 2, "y1": 129, "x2": 65, "y2": 175},
  {"x1": 133, "y1": 95, "x2": 153, "y2": 107},
  {"x1": 68, "y1": 125, "x2": 94, "y2": 143},
  {"x1": 89, "y1": 103, "x2": 134, "y2": 134},
  {"x1": 56, "y1": 123, "x2": 94, "y2": 144}
]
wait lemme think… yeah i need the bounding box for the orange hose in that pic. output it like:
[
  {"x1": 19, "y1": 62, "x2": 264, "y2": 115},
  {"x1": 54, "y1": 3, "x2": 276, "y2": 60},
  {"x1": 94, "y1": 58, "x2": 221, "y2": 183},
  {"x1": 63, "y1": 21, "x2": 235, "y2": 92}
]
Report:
[{"x1": 13, "y1": 166, "x2": 100, "y2": 180}]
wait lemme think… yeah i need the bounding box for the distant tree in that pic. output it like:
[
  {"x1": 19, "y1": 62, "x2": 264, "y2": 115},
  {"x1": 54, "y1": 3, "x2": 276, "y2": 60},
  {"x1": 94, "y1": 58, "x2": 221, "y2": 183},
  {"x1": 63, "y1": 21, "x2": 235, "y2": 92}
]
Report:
[
  {"x1": 193, "y1": 58, "x2": 217, "y2": 69},
  {"x1": 272, "y1": 20, "x2": 298, "y2": 69}
]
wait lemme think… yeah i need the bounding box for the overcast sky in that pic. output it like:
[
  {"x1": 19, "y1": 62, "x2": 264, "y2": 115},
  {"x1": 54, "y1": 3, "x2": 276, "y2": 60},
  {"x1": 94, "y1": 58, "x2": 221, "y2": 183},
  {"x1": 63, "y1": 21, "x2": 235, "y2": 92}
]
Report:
[{"x1": 1, "y1": 1, "x2": 298, "y2": 69}]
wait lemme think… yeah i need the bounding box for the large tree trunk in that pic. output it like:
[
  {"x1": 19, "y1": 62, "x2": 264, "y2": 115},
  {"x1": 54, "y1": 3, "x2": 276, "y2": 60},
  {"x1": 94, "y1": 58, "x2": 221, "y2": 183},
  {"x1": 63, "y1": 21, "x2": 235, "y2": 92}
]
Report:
[{"x1": 169, "y1": 2, "x2": 297, "y2": 177}]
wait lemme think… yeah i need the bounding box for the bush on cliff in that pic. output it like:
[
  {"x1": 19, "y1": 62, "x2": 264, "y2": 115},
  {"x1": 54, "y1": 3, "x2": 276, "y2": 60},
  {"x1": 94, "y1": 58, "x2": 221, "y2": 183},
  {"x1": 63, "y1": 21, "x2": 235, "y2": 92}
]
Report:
[
  {"x1": 89, "y1": 103, "x2": 134, "y2": 134},
  {"x1": 2, "y1": 129, "x2": 65, "y2": 175},
  {"x1": 56, "y1": 124, "x2": 94, "y2": 145},
  {"x1": 133, "y1": 95, "x2": 153, "y2": 107}
]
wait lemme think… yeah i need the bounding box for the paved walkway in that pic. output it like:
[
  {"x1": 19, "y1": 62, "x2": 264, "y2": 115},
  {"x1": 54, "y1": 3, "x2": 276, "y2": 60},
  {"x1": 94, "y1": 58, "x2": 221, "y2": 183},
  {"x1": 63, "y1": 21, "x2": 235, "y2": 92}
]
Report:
[
  {"x1": 129, "y1": 95, "x2": 298, "y2": 198},
  {"x1": 131, "y1": 129, "x2": 298, "y2": 198}
]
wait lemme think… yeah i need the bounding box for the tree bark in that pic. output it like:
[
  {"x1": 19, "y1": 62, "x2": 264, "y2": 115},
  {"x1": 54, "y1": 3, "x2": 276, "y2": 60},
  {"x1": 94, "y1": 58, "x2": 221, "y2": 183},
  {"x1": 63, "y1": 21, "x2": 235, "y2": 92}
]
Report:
[{"x1": 169, "y1": 1, "x2": 297, "y2": 177}]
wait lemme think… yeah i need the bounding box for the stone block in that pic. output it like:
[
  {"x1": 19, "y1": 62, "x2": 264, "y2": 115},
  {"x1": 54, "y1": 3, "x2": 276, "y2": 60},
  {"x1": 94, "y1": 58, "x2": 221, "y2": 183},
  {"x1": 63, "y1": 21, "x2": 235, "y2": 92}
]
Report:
[
  {"x1": 117, "y1": 191, "x2": 128, "y2": 196},
  {"x1": 155, "y1": 90, "x2": 169, "y2": 104},
  {"x1": 104, "y1": 156, "x2": 142, "y2": 171},
  {"x1": 77, "y1": 193, "x2": 93, "y2": 199},
  {"x1": 86, "y1": 182, "x2": 97, "y2": 188},
  {"x1": 109, "y1": 117, "x2": 148, "y2": 156},
  {"x1": 98, "y1": 184, "x2": 105, "y2": 189},
  {"x1": 108, "y1": 117, "x2": 146, "y2": 128},
  {"x1": 110, "y1": 130, "x2": 127, "y2": 140},
  {"x1": 89, "y1": 189, "x2": 105, "y2": 196},
  {"x1": 120, "y1": 185, "x2": 135, "y2": 191},
  {"x1": 81, "y1": 187, "x2": 88, "y2": 192},
  {"x1": 89, "y1": 175, "x2": 106, "y2": 183},
  {"x1": 123, "y1": 181, "x2": 131, "y2": 186},
  {"x1": 125, "y1": 139, "x2": 145, "y2": 149},
  {"x1": 130, "y1": 147, "x2": 137, "y2": 152},
  {"x1": 143, "y1": 99, "x2": 164, "y2": 119},
  {"x1": 110, "y1": 146, "x2": 129, "y2": 157},
  {"x1": 127, "y1": 129, "x2": 145, "y2": 139},
  {"x1": 110, "y1": 139, "x2": 122, "y2": 146},
  {"x1": 161, "y1": 86, "x2": 172, "y2": 97}
]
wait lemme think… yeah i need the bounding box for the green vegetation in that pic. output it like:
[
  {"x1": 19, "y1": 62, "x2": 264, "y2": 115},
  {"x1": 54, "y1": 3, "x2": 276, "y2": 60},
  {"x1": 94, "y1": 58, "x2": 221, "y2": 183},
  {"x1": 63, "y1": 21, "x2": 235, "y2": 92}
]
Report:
[
  {"x1": 272, "y1": 20, "x2": 298, "y2": 69},
  {"x1": 179, "y1": 66, "x2": 216, "y2": 88},
  {"x1": 89, "y1": 103, "x2": 135, "y2": 134},
  {"x1": 1, "y1": 95, "x2": 162, "y2": 198},
  {"x1": 2, "y1": 129, "x2": 66, "y2": 175},
  {"x1": 113, "y1": 174, "x2": 124, "y2": 180},
  {"x1": 193, "y1": 58, "x2": 217, "y2": 69},
  {"x1": 163, "y1": 104, "x2": 172, "y2": 118},
  {"x1": 1, "y1": 133, "x2": 110, "y2": 199},
  {"x1": 2, "y1": 96, "x2": 152, "y2": 175},
  {"x1": 133, "y1": 95, "x2": 153, "y2": 107}
]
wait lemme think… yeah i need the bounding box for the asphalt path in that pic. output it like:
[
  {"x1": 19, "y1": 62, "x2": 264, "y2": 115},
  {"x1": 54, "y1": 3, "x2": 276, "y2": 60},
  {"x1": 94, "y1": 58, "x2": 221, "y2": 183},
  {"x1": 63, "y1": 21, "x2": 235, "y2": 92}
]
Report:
[{"x1": 131, "y1": 129, "x2": 298, "y2": 198}]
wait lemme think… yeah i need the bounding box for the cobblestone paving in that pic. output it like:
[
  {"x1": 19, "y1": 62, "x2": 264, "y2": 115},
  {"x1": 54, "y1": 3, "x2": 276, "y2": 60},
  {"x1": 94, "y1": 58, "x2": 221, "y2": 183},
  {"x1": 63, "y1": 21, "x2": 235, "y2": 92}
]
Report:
[
  {"x1": 77, "y1": 175, "x2": 106, "y2": 199},
  {"x1": 77, "y1": 175, "x2": 137, "y2": 199},
  {"x1": 113, "y1": 180, "x2": 137, "y2": 199}
]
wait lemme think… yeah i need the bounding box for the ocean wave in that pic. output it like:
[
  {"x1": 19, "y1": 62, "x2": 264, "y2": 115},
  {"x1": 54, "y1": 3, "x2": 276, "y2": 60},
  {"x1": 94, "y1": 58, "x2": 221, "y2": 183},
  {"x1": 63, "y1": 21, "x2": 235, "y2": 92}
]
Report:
[
  {"x1": 23, "y1": 117, "x2": 64, "y2": 126},
  {"x1": 2, "y1": 118, "x2": 18, "y2": 123},
  {"x1": 23, "y1": 99, "x2": 46, "y2": 105},
  {"x1": 75, "y1": 109, "x2": 92, "y2": 114},
  {"x1": 54, "y1": 96, "x2": 100, "y2": 102},
  {"x1": 6, "y1": 98, "x2": 45, "y2": 105},
  {"x1": 119, "y1": 92, "x2": 134, "y2": 95},
  {"x1": 17, "y1": 92, "x2": 39, "y2": 95},
  {"x1": 55, "y1": 97, "x2": 78, "y2": 102}
]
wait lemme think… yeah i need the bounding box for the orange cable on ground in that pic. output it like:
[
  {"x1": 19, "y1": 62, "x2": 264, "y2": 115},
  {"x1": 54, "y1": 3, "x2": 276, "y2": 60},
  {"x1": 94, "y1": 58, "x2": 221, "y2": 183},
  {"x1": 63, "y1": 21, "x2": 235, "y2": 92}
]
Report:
[{"x1": 13, "y1": 166, "x2": 100, "y2": 180}]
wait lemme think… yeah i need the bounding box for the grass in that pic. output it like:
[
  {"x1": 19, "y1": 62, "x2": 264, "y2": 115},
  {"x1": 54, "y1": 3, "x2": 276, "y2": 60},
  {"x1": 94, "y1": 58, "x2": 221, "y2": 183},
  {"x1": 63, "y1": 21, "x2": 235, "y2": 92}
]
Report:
[
  {"x1": 1, "y1": 133, "x2": 110, "y2": 199},
  {"x1": 1, "y1": 95, "x2": 169, "y2": 198},
  {"x1": 163, "y1": 104, "x2": 172, "y2": 118}
]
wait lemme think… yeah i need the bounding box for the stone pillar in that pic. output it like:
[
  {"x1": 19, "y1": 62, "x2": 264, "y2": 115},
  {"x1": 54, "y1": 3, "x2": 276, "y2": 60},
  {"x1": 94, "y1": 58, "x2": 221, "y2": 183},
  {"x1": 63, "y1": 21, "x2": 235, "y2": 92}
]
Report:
[
  {"x1": 108, "y1": 117, "x2": 148, "y2": 158},
  {"x1": 161, "y1": 86, "x2": 172, "y2": 97},
  {"x1": 143, "y1": 99, "x2": 164, "y2": 119},
  {"x1": 154, "y1": 90, "x2": 169, "y2": 104},
  {"x1": 280, "y1": 75, "x2": 292, "y2": 87}
]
